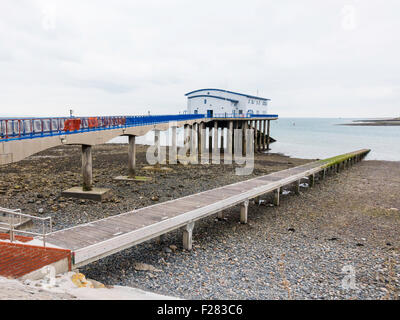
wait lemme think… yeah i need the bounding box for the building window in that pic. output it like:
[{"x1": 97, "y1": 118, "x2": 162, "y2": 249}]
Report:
[
  {"x1": 251, "y1": 100, "x2": 254, "y2": 104},
  {"x1": 204, "y1": 99, "x2": 207, "y2": 104}
]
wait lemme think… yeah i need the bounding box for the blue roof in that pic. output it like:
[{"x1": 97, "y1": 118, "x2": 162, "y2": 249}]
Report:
[
  {"x1": 187, "y1": 95, "x2": 239, "y2": 104},
  {"x1": 185, "y1": 88, "x2": 270, "y2": 101}
]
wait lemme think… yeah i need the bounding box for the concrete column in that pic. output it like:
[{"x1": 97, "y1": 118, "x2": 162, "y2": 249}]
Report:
[
  {"x1": 252, "y1": 120, "x2": 257, "y2": 152},
  {"x1": 184, "y1": 124, "x2": 191, "y2": 156},
  {"x1": 154, "y1": 129, "x2": 161, "y2": 165},
  {"x1": 257, "y1": 120, "x2": 262, "y2": 152},
  {"x1": 226, "y1": 121, "x2": 233, "y2": 164},
  {"x1": 208, "y1": 126, "x2": 213, "y2": 159},
  {"x1": 217, "y1": 211, "x2": 225, "y2": 220},
  {"x1": 213, "y1": 121, "x2": 218, "y2": 159},
  {"x1": 190, "y1": 124, "x2": 195, "y2": 156},
  {"x1": 242, "y1": 121, "x2": 248, "y2": 156},
  {"x1": 171, "y1": 125, "x2": 177, "y2": 163},
  {"x1": 262, "y1": 120, "x2": 267, "y2": 150},
  {"x1": 309, "y1": 174, "x2": 315, "y2": 187},
  {"x1": 240, "y1": 200, "x2": 249, "y2": 224},
  {"x1": 183, "y1": 222, "x2": 195, "y2": 250},
  {"x1": 198, "y1": 123, "x2": 207, "y2": 164},
  {"x1": 295, "y1": 180, "x2": 300, "y2": 195},
  {"x1": 273, "y1": 188, "x2": 280, "y2": 206},
  {"x1": 220, "y1": 128, "x2": 224, "y2": 154},
  {"x1": 128, "y1": 135, "x2": 136, "y2": 177},
  {"x1": 266, "y1": 120, "x2": 271, "y2": 151},
  {"x1": 197, "y1": 123, "x2": 202, "y2": 162},
  {"x1": 82, "y1": 145, "x2": 93, "y2": 191},
  {"x1": 322, "y1": 169, "x2": 326, "y2": 180}
]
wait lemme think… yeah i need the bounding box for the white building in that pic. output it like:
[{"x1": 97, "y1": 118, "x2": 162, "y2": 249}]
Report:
[{"x1": 185, "y1": 88, "x2": 271, "y2": 117}]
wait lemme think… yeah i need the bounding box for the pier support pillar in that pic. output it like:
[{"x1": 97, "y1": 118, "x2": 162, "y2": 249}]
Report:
[
  {"x1": 240, "y1": 200, "x2": 249, "y2": 224},
  {"x1": 183, "y1": 222, "x2": 195, "y2": 251},
  {"x1": 171, "y1": 125, "x2": 178, "y2": 163},
  {"x1": 82, "y1": 145, "x2": 93, "y2": 191},
  {"x1": 213, "y1": 121, "x2": 219, "y2": 163},
  {"x1": 226, "y1": 121, "x2": 233, "y2": 163},
  {"x1": 190, "y1": 124, "x2": 196, "y2": 156},
  {"x1": 217, "y1": 211, "x2": 225, "y2": 220},
  {"x1": 309, "y1": 174, "x2": 315, "y2": 187},
  {"x1": 257, "y1": 121, "x2": 262, "y2": 153},
  {"x1": 128, "y1": 135, "x2": 136, "y2": 177},
  {"x1": 273, "y1": 188, "x2": 280, "y2": 206},
  {"x1": 208, "y1": 126, "x2": 213, "y2": 160},
  {"x1": 266, "y1": 120, "x2": 271, "y2": 151},
  {"x1": 242, "y1": 121, "x2": 248, "y2": 156},
  {"x1": 220, "y1": 128, "x2": 224, "y2": 155},
  {"x1": 199, "y1": 123, "x2": 207, "y2": 164},
  {"x1": 62, "y1": 144, "x2": 111, "y2": 201},
  {"x1": 262, "y1": 120, "x2": 266, "y2": 150},
  {"x1": 295, "y1": 180, "x2": 300, "y2": 195}
]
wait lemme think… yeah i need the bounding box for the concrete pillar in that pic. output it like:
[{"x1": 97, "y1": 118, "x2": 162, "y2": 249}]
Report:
[
  {"x1": 213, "y1": 121, "x2": 218, "y2": 160},
  {"x1": 82, "y1": 145, "x2": 93, "y2": 191},
  {"x1": 227, "y1": 121, "x2": 233, "y2": 155},
  {"x1": 242, "y1": 121, "x2": 248, "y2": 156},
  {"x1": 295, "y1": 180, "x2": 300, "y2": 195},
  {"x1": 257, "y1": 120, "x2": 262, "y2": 152},
  {"x1": 240, "y1": 200, "x2": 249, "y2": 224},
  {"x1": 273, "y1": 188, "x2": 280, "y2": 206},
  {"x1": 208, "y1": 126, "x2": 213, "y2": 159},
  {"x1": 266, "y1": 120, "x2": 271, "y2": 151},
  {"x1": 190, "y1": 124, "x2": 196, "y2": 156},
  {"x1": 198, "y1": 123, "x2": 207, "y2": 164},
  {"x1": 262, "y1": 120, "x2": 266, "y2": 150},
  {"x1": 128, "y1": 135, "x2": 136, "y2": 178},
  {"x1": 171, "y1": 125, "x2": 177, "y2": 163},
  {"x1": 154, "y1": 129, "x2": 162, "y2": 165},
  {"x1": 322, "y1": 169, "x2": 326, "y2": 180},
  {"x1": 220, "y1": 128, "x2": 224, "y2": 154},
  {"x1": 252, "y1": 120, "x2": 257, "y2": 152},
  {"x1": 309, "y1": 174, "x2": 315, "y2": 187},
  {"x1": 217, "y1": 211, "x2": 224, "y2": 219},
  {"x1": 197, "y1": 123, "x2": 202, "y2": 162},
  {"x1": 183, "y1": 222, "x2": 195, "y2": 250}
]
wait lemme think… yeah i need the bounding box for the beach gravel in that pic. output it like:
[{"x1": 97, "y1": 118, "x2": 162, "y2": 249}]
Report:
[{"x1": 1, "y1": 145, "x2": 399, "y2": 299}]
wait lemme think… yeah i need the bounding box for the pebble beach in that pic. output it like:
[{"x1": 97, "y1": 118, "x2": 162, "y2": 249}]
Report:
[{"x1": 1, "y1": 144, "x2": 399, "y2": 299}]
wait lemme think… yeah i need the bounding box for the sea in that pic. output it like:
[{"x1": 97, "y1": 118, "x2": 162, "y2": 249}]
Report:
[{"x1": 109, "y1": 118, "x2": 399, "y2": 161}]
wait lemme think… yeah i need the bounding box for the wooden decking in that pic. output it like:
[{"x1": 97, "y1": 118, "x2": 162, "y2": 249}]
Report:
[{"x1": 44, "y1": 149, "x2": 370, "y2": 267}]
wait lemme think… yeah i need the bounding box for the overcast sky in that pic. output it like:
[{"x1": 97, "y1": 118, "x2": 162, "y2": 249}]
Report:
[{"x1": 0, "y1": 0, "x2": 399, "y2": 118}]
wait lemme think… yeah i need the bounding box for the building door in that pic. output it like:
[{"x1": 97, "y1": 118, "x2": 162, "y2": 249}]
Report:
[{"x1": 207, "y1": 110, "x2": 213, "y2": 118}]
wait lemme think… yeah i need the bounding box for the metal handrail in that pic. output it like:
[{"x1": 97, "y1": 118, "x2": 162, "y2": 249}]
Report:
[{"x1": 0, "y1": 207, "x2": 52, "y2": 247}]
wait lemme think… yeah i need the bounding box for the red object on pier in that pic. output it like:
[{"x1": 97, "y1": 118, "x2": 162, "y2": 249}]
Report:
[{"x1": 64, "y1": 118, "x2": 82, "y2": 132}]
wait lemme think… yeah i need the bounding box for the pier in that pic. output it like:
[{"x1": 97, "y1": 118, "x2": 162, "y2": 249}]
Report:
[{"x1": 0, "y1": 148, "x2": 370, "y2": 272}]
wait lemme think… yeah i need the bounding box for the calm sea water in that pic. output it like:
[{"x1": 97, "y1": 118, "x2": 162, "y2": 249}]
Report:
[
  {"x1": 110, "y1": 118, "x2": 399, "y2": 161},
  {"x1": 270, "y1": 118, "x2": 399, "y2": 161}
]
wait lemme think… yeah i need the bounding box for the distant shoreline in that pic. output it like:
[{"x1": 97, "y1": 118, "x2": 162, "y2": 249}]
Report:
[{"x1": 340, "y1": 117, "x2": 400, "y2": 126}]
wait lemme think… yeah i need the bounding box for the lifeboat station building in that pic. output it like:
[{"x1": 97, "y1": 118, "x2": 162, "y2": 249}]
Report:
[{"x1": 185, "y1": 88, "x2": 271, "y2": 117}]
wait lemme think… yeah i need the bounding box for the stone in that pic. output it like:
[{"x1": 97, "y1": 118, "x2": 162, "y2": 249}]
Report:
[{"x1": 133, "y1": 262, "x2": 162, "y2": 272}]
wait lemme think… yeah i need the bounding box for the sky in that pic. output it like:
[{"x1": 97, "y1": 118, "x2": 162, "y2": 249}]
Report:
[{"x1": 0, "y1": 0, "x2": 399, "y2": 118}]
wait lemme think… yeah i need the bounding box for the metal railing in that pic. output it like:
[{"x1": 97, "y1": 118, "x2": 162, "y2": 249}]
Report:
[
  {"x1": 0, "y1": 207, "x2": 52, "y2": 247},
  {"x1": 212, "y1": 113, "x2": 279, "y2": 119},
  {"x1": 0, "y1": 113, "x2": 279, "y2": 142},
  {"x1": 0, "y1": 114, "x2": 206, "y2": 142}
]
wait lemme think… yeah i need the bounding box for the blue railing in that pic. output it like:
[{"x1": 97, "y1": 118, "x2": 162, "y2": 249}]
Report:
[
  {"x1": 0, "y1": 113, "x2": 278, "y2": 142},
  {"x1": 212, "y1": 113, "x2": 279, "y2": 119},
  {"x1": 0, "y1": 114, "x2": 205, "y2": 142}
]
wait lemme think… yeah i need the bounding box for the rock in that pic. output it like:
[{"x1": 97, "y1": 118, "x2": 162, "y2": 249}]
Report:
[
  {"x1": 169, "y1": 245, "x2": 177, "y2": 252},
  {"x1": 38, "y1": 208, "x2": 44, "y2": 214},
  {"x1": 133, "y1": 262, "x2": 162, "y2": 272},
  {"x1": 163, "y1": 247, "x2": 172, "y2": 253},
  {"x1": 151, "y1": 196, "x2": 159, "y2": 201},
  {"x1": 71, "y1": 273, "x2": 94, "y2": 288}
]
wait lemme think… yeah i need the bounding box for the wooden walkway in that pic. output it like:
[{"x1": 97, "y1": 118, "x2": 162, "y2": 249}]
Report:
[{"x1": 45, "y1": 149, "x2": 370, "y2": 267}]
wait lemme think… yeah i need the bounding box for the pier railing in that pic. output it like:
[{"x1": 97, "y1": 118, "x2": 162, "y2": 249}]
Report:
[
  {"x1": 0, "y1": 207, "x2": 52, "y2": 247},
  {"x1": 0, "y1": 114, "x2": 205, "y2": 142},
  {"x1": 0, "y1": 113, "x2": 278, "y2": 142}
]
